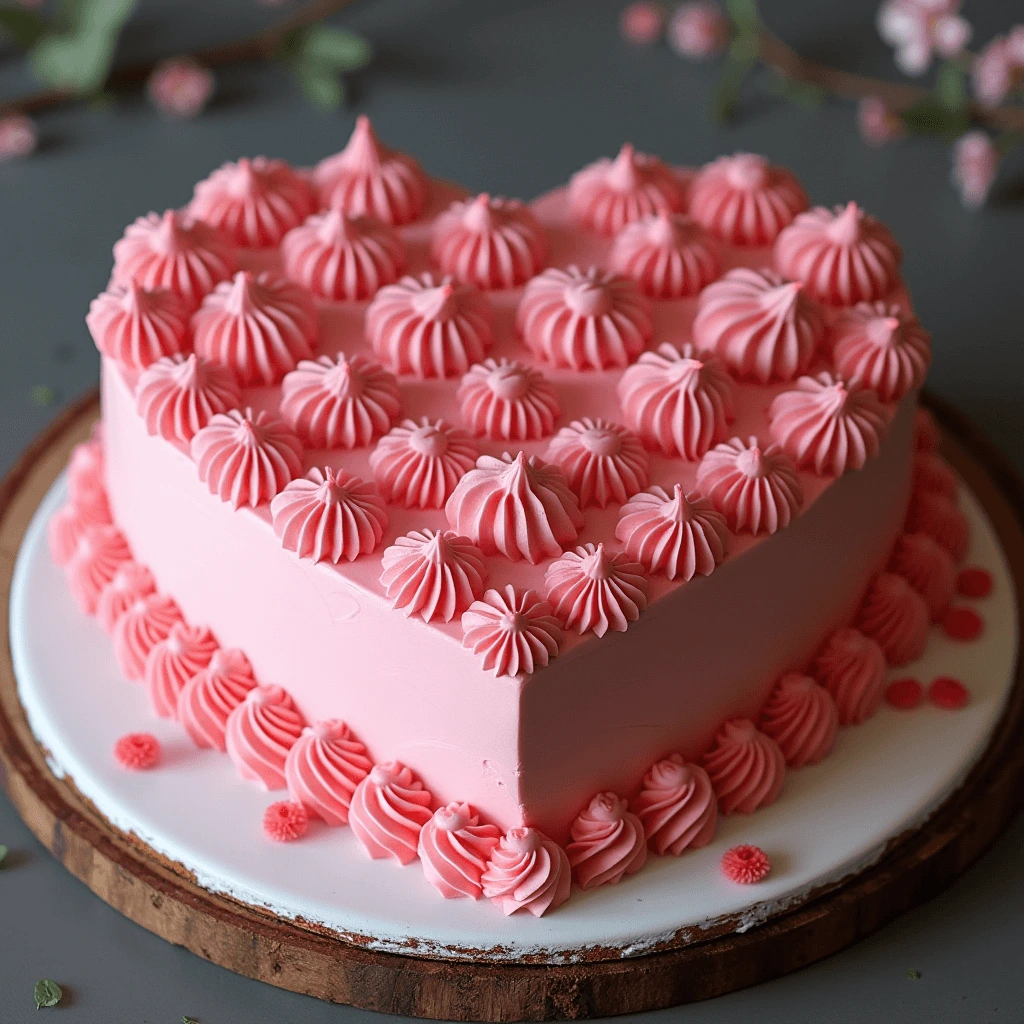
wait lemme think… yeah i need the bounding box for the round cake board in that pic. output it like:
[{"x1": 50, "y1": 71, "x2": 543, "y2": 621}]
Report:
[{"x1": 0, "y1": 390, "x2": 1022, "y2": 1022}]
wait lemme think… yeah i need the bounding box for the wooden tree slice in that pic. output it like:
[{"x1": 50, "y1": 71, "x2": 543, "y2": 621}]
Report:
[{"x1": 0, "y1": 390, "x2": 1021, "y2": 1022}]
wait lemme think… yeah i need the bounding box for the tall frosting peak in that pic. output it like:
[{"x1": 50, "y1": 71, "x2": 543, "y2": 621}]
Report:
[
  {"x1": 813, "y1": 627, "x2": 886, "y2": 725},
  {"x1": 418, "y1": 802, "x2": 502, "y2": 900},
  {"x1": 610, "y1": 213, "x2": 720, "y2": 298},
  {"x1": 225, "y1": 684, "x2": 305, "y2": 790},
  {"x1": 759, "y1": 673, "x2": 838, "y2": 768},
  {"x1": 481, "y1": 827, "x2": 571, "y2": 917},
  {"x1": 348, "y1": 761, "x2": 434, "y2": 864},
  {"x1": 566, "y1": 792, "x2": 647, "y2": 889},
  {"x1": 461, "y1": 585, "x2": 563, "y2": 677},
  {"x1": 703, "y1": 718, "x2": 786, "y2": 814},
  {"x1": 86, "y1": 281, "x2": 190, "y2": 370},
  {"x1": 631, "y1": 754, "x2": 717, "y2": 856},
  {"x1": 284, "y1": 719, "x2": 372, "y2": 826},
  {"x1": 178, "y1": 647, "x2": 257, "y2": 751},
  {"x1": 544, "y1": 417, "x2": 649, "y2": 508},
  {"x1": 457, "y1": 358, "x2": 561, "y2": 441}
]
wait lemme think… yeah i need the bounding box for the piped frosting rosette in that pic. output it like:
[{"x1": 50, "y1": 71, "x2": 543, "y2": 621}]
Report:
[
  {"x1": 86, "y1": 281, "x2": 190, "y2": 370},
  {"x1": 284, "y1": 720, "x2": 373, "y2": 826},
  {"x1": 480, "y1": 827, "x2": 571, "y2": 918},
  {"x1": 178, "y1": 647, "x2": 257, "y2": 751},
  {"x1": 224, "y1": 684, "x2": 305, "y2": 790},
  {"x1": 144, "y1": 622, "x2": 219, "y2": 720},
  {"x1": 906, "y1": 490, "x2": 969, "y2": 562},
  {"x1": 630, "y1": 754, "x2": 718, "y2": 855},
  {"x1": 461, "y1": 586, "x2": 563, "y2": 678},
  {"x1": 759, "y1": 673, "x2": 838, "y2": 769},
  {"x1": 544, "y1": 418, "x2": 649, "y2": 508},
  {"x1": 610, "y1": 213, "x2": 720, "y2": 298},
  {"x1": 112, "y1": 593, "x2": 185, "y2": 682},
  {"x1": 813, "y1": 627, "x2": 887, "y2": 725},
  {"x1": 417, "y1": 802, "x2": 502, "y2": 899},
  {"x1": 95, "y1": 561, "x2": 155, "y2": 635},
  {"x1": 457, "y1": 358, "x2": 561, "y2": 441},
  {"x1": 856, "y1": 572, "x2": 930, "y2": 666},
  {"x1": 702, "y1": 718, "x2": 785, "y2": 814},
  {"x1": 348, "y1": 762, "x2": 434, "y2": 865},
  {"x1": 66, "y1": 525, "x2": 132, "y2": 615},
  {"x1": 566, "y1": 792, "x2": 647, "y2": 890},
  {"x1": 889, "y1": 531, "x2": 956, "y2": 620}
]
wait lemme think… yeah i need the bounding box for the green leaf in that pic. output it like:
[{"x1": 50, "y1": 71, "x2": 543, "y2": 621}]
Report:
[
  {"x1": 31, "y1": 385, "x2": 56, "y2": 406},
  {"x1": 296, "y1": 60, "x2": 344, "y2": 109},
  {"x1": 906, "y1": 968, "x2": 921, "y2": 980},
  {"x1": 0, "y1": 7, "x2": 49, "y2": 49},
  {"x1": 725, "y1": 0, "x2": 761, "y2": 33},
  {"x1": 301, "y1": 25, "x2": 372, "y2": 73},
  {"x1": 900, "y1": 100, "x2": 970, "y2": 139},
  {"x1": 770, "y1": 71, "x2": 826, "y2": 109},
  {"x1": 935, "y1": 60, "x2": 967, "y2": 112},
  {"x1": 0, "y1": 844, "x2": 7, "y2": 867},
  {"x1": 33, "y1": 979, "x2": 62, "y2": 1009},
  {"x1": 182, "y1": 1017, "x2": 198, "y2": 1024},
  {"x1": 711, "y1": 51, "x2": 757, "y2": 122}
]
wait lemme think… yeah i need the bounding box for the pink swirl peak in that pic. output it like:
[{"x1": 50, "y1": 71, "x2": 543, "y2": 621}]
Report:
[
  {"x1": 284, "y1": 720, "x2": 373, "y2": 826},
  {"x1": 67, "y1": 525, "x2": 132, "y2": 615},
  {"x1": 813, "y1": 627, "x2": 886, "y2": 725},
  {"x1": 457, "y1": 358, "x2": 561, "y2": 441},
  {"x1": 418, "y1": 803, "x2": 502, "y2": 899},
  {"x1": 630, "y1": 754, "x2": 717, "y2": 855},
  {"x1": 692, "y1": 267, "x2": 825, "y2": 384},
  {"x1": 178, "y1": 647, "x2": 257, "y2": 751},
  {"x1": 225, "y1": 684, "x2": 305, "y2": 790},
  {"x1": 889, "y1": 531, "x2": 956, "y2": 620},
  {"x1": 369, "y1": 418, "x2": 479, "y2": 509},
  {"x1": 348, "y1": 761, "x2": 434, "y2": 865},
  {"x1": 380, "y1": 529, "x2": 486, "y2": 622},
  {"x1": 430, "y1": 193, "x2": 547, "y2": 290},
  {"x1": 461, "y1": 585, "x2": 563, "y2": 677},
  {"x1": 481, "y1": 827, "x2": 571, "y2": 917},
  {"x1": 610, "y1": 213, "x2": 720, "y2": 298},
  {"x1": 144, "y1": 622, "x2": 219, "y2": 720},
  {"x1": 759, "y1": 673, "x2": 839, "y2": 769},
  {"x1": 112, "y1": 593, "x2": 184, "y2": 682},
  {"x1": 280, "y1": 352, "x2": 401, "y2": 450},
  {"x1": 270, "y1": 467, "x2": 388, "y2": 564},
  {"x1": 191, "y1": 408, "x2": 303, "y2": 509},
  {"x1": 86, "y1": 281, "x2": 190, "y2": 370},
  {"x1": 566, "y1": 792, "x2": 647, "y2": 890},
  {"x1": 617, "y1": 342, "x2": 734, "y2": 459},
  {"x1": 516, "y1": 265, "x2": 653, "y2": 371},
  {"x1": 366, "y1": 272, "x2": 493, "y2": 379},
  {"x1": 445, "y1": 452, "x2": 583, "y2": 563},
  {"x1": 96, "y1": 561, "x2": 156, "y2": 635},
  {"x1": 855, "y1": 571, "x2": 930, "y2": 666},
  {"x1": 695, "y1": 436, "x2": 804, "y2": 535},
  {"x1": 702, "y1": 718, "x2": 786, "y2": 815},
  {"x1": 544, "y1": 418, "x2": 649, "y2": 508},
  {"x1": 773, "y1": 202, "x2": 903, "y2": 306},
  {"x1": 615, "y1": 485, "x2": 729, "y2": 581}
]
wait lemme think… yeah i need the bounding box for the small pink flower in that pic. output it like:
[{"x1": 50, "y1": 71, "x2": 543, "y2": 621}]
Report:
[
  {"x1": 721, "y1": 844, "x2": 771, "y2": 884},
  {"x1": 0, "y1": 115, "x2": 37, "y2": 161},
  {"x1": 857, "y1": 96, "x2": 904, "y2": 147},
  {"x1": 952, "y1": 131, "x2": 999, "y2": 210},
  {"x1": 667, "y1": 1, "x2": 729, "y2": 60},
  {"x1": 972, "y1": 32, "x2": 1024, "y2": 106},
  {"x1": 1007, "y1": 25, "x2": 1024, "y2": 65},
  {"x1": 877, "y1": 0, "x2": 971, "y2": 76},
  {"x1": 263, "y1": 801, "x2": 309, "y2": 842},
  {"x1": 620, "y1": 2, "x2": 665, "y2": 45},
  {"x1": 113, "y1": 732, "x2": 161, "y2": 770},
  {"x1": 147, "y1": 59, "x2": 215, "y2": 119}
]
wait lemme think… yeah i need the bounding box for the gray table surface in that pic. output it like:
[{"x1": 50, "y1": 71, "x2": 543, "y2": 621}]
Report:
[{"x1": 1, "y1": 0, "x2": 1022, "y2": 1020}]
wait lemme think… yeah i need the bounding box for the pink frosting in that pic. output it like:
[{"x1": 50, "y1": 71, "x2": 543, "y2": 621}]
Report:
[
  {"x1": 913, "y1": 452, "x2": 958, "y2": 501},
  {"x1": 144, "y1": 621, "x2": 219, "y2": 719},
  {"x1": 314, "y1": 116, "x2": 428, "y2": 226},
  {"x1": 516, "y1": 265, "x2": 653, "y2": 371},
  {"x1": 68, "y1": 435, "x2": 104, "y2": 496},
  {"x1": 568, "y1": 144, "x2": 684, "y2": 236},
  {"x1": 348, "y1": 761, "x2": 434, "y2": 865},
  {"x1": 544, "y1": 542, "x2": 648, "y2": 637},
  {"x1": 86, "y1": 281, "x2": 190, "y2": 370},
  {"x1": 692, "y1": 268, "x2": 825, "y2": 384},
  {"x1": 688, "y1": 153, "x2": 808, "y2": 246},
  {"x1": 418, "y1": 802, "x2": 503, "y2": 899},
  {"x1": 461, "y1": 585, "x2": 563, "y2": 677},
  {"x1": 906, "y1": 491, "x2": 969, "y2": 563},
  {"x1": 617, "y1": 342, "x2": 734, "y2": 459},
  {"x1": 369, "y1": 418, "x2": 478, "y2": 509},
  {"x1": 189, "y1": 157, "x2": 316, "y2": 248},
  {"x1": 178, "y1": 647, "x2": 257, "y2": 751},
  {"x1": 192, "y1": 270, "x2": 317, "y2": 386},
  {"x1": 759, "y1": 673, "x2": 838, "y2": 769},
  {"x1": 48, "y1": 505, "x2": 88, "y2": 567},
  {"x1": 566, "y1": 792, "x2": 647, "y2": 889},
  {"x1": 609, "y1": 213, "x2": 720, "y2": 298},
  {"x1": 615, "y1": 484, "x2": 729, "y2": 581},
  {"x1": 191, "y1": 407, "x2": 303, "y2": 509},
  {"x1": 702, "y1": 718, "x2": 786, "y2": 815},
  {"x1": 914, "y1": 408, "x2": 941, "y2": 453},
  {"x1": 224, "y1": 684, "x2": 306, "y2": 790},
  {"x1": 112, "y1": 593, "x2": 184, "y2": 682},
  {"x1": 280, "y1": 352, "x2": 401, "y2": 450},
  {"x1": 270, "y1": 467, "x2": 388, "y2": 564},
  {"x1": 379, "y1": 529, "x2": 486, "y2": 622},
  {"x1": 48, "y1": 480, "x2": 113, "y2": 567},
  {"x1": 889, "y1": 532, "x2": 956, "y2": 620},
  {"x1": 481, "y1": 827, "x2": 571, "y2": 917},
  {"x1": 831, "y1": 302, "x2": 932, "y2": 402},
  {"x1": 366, "y1": 272, "x2": 494, "y2": 379},
  {"x1": 281, "y1": 208, "x2": 407, "y2": 300},
  {"x1": 856, "y1": 571, "x2": 930, "y2": 666},
  {"x1": 773, "y1": 202, "x2": 903, "y2": 306},
  {"x1": 457, "y1": 358, "x2": 561, "y2": 441},
  {"x1": 445, "y1": 451, "x2": 583, "y2": 563},
  {"x1": 813, "y1": 627, "x2": 887, "y2": 725},
  {"x1": 66, "y1": 525, "x2": 132, "y2": 615},
  {"x1": 284, "y1": 719, "x2": 373, "y2": 825},
  {"x1": 695, "y1": 436, "x2": 804, "y2": 535},
  {"x1": 111, "y1": 209, "x2": 237, "y2": 310},
  {"x1": 135, "y1": 353, "x2": 242, "y2": 445},
  {"x1": 544, "y1": 418, "x2": 649, "y2": 508},
  {"x1": 630, "y1": 754, "x2": 717, "y2": 855},
  {"x1": 96, "y1": 560, "x2": 156, "y2": 634}
]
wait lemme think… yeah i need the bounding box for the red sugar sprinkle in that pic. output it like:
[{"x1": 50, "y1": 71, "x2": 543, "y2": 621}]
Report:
[
  {"x1": 886, "y1": 678, "x2": 924, "y2": 710},
  {"x1": 942, "y1": 606, "x2": 984, "y2": 642},
  {"x1": 263, "y1": 801, "x2": 309, "y2": 842},
  {"x1": 957, "y1": 567, "x2": 993, "y2": 599},
  {"x1": 113, "y1": 732, "x2": 161, "y2": 770},
  {"x1": 721, "y1": 844, "x2": 771, "y2": 884},
  {"x1": 928, "y1": 676, "x2": 969, "y2": 710}
]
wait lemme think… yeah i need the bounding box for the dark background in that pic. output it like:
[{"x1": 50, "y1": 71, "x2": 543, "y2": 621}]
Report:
[{"x1": 1, "y1": 0, "x2": 1022, "y2": 1019}]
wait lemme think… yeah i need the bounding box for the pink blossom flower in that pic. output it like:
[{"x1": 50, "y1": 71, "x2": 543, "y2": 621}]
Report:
[
  {"x1": 972, "y1": 29, "x2": 1024, "y2": 106},
  {"x1": 147, "y1": 59, "x2": 215, "y2": 119},
  {"x1": 0, "y1": 115, "x2": 37, "y2": 161},
  {"x1": 1007, "y1": 26, "x2": 1024, "y2": 65},
  {"x1": 952, "y1": 132, "x2": 999, "y2": 210},
  {"x1": 857, "y1": 96, "x2": 904, "y2": 147},
  {"x1": 667, "y1": 1, "x2": 729, "y2": 60},
  {"x1": 620, "y1": 2, "x2": 665, "y2": 45},
  {"x1": 877, "y1": 0, "x2": 971, "y2": 76}
]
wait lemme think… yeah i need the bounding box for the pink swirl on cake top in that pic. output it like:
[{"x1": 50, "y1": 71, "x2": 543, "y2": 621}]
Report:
[
  {"x1": 191, "y1": 407, "x2": 303, "y2": 509},
  {"x1": 692, "y1": 268, "x2": 825, "y2": 384},
  {"x1": 630, "y1": 754, "x2": 717, "y2": 856},
  {"x1": 703, "y1": 718, "x2": 786, "y2": 815},
  {"x1": 348, "y1": 761, "x2": 434, "y2": 865},
  {"x1": 461, "y1": 585, "x2": 563, "y2": 677},
  {"x1": 610, "y1": 213, "x2": 720, "y2": 299},
  {"x1": 856, "y1": 571, "x2": 930, "y2": 666},
  {"x1": 369, "y1": 418, "x2": 478, "y2": 509},
  {"x1": 566, "y1": 792, "x2": 647, "y2": 890},
  {"x1": 889, "y1": 532, "x2": 956, "y2": 620},
  {"x1": 271, "y1": 467, "x2": 388, "y2": 564},
  {"x1": 66, "y1": 525, "x2": 132, "y2": 615},
  {"x1": 773, "y1": 202, "x2": 903, "y2": 306},
  {"x1": 112, "y1": 593, "x2": 184, "y2": 682},
  {"x1": 86, "y1": 281, "x2": 190, "y2": 370},
  {"x1": 178, "y1": 647, "x2": 257, "y2": 751},
  {"x1": 516, "y1": 266, "x2": 653, "y2": 371},
  {"x1": 135, "y1": 354, "x2": 242, "y2": 445},
  {"x1": 366, "y1": 273, "x2": 493, "y2": 379},
  {"x1": 617, "y1": 342, "x2": 735, "y2": 460},
  {"x1": 615, "y1": 485, "x2": 729, "y2": 582},
  {"x1": 831, "y1": 303, "x2": 932, "y2": 403},
  {"x1": 688, "y1": 153, "x2": 809, "y2": 246},
  {"x1": 759, "y1": 673, "x2": 838, "y2": 769},
  {"x1": 544, "y1": 418, "x2": 649, "y2": 508},
  {"x1": 906, "y1": 490, "x2": 969, "y2": 563},
  {"x1": 568, "y1": 144, "x2": 684, "y2": 236},
  {"x1": 282, "y1": 208, "x2": 407, "y2": 301},
  {"x1": 695, "y1": 436, "x2": 804, "y2": 536},
  {"x1": 445, "y1": 452, "x2": 583, "y2": 563},
  {"x1": 112, "y1": 209, "x2": 237, "y2": 310},
  {"x1": 96, "y1": 561, "x2": 155, "y2": 634},
  {"x1": 225, "y1": 684, "x2": 305, "y2": 790},
  {"x1": 192, "y1": 270, "x2": 317, "y2": 387},
  {"x1": 457, "y1": 358, "x2": 561, "y2": 441},
  {"x1": 380, "y1": 529, "x2": 486, "y2": 623},
  {"x1": 280, "y1": 352, "x2": 401, "y2": 450},
  {"x1": 418, "y1": 802, "x2": 503, "y2": 899},
  {"x1": 913, "y1": 452, "x2": 958, "y2": 501},
  {"x1": 144, "y1": 622, "x2": 219, "y2": 720},
  {"x1": 188, "y1": 157, "x2": 316, "y2": 248},
  {"x1": 481, "y1": 827, "x2": 571, "y2": 918},
  {"x1": 314, "y1": 116, "x2": 428, "y2": 226},
  {"x1": 813, "y1": 627, "x2": 886, "y2": 725},
  {"x1": 284, "y1": 720, "x2": 373, "y2": 826}
]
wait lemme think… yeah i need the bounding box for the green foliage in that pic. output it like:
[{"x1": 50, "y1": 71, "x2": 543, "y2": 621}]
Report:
[
  {"x1": 0, "y1": 6, "x2": 49, "y2": 49},
  {"x1": 280, "y1": 24, "x2": 373, "y2": 111},
  {"x1": 710, "y1": 37, "x2": 758, "y2": 122},
  {"x1": 935, "y1": 59, "x2": 967, "y2": 112},
  {"x1": 901, "y1": 99, "x2": 970, "y2": 139},
  {"x1": 770, "y1": 71, "x2": 826, "y2": 108},
  {"x1": 0, "y1": 844, "x2": 7, "y2": 867},
  {"x1": 33, "y1": 979, "x2": 62, "y2": 1010},
  {"x1": 725, "y1": 0, "x2": 762, "y2": 34}
]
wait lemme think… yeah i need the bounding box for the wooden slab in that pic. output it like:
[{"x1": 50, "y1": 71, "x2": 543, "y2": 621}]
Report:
[{"x1": 0, "y1": 390, "x2": 1022, "y2": 1022}]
